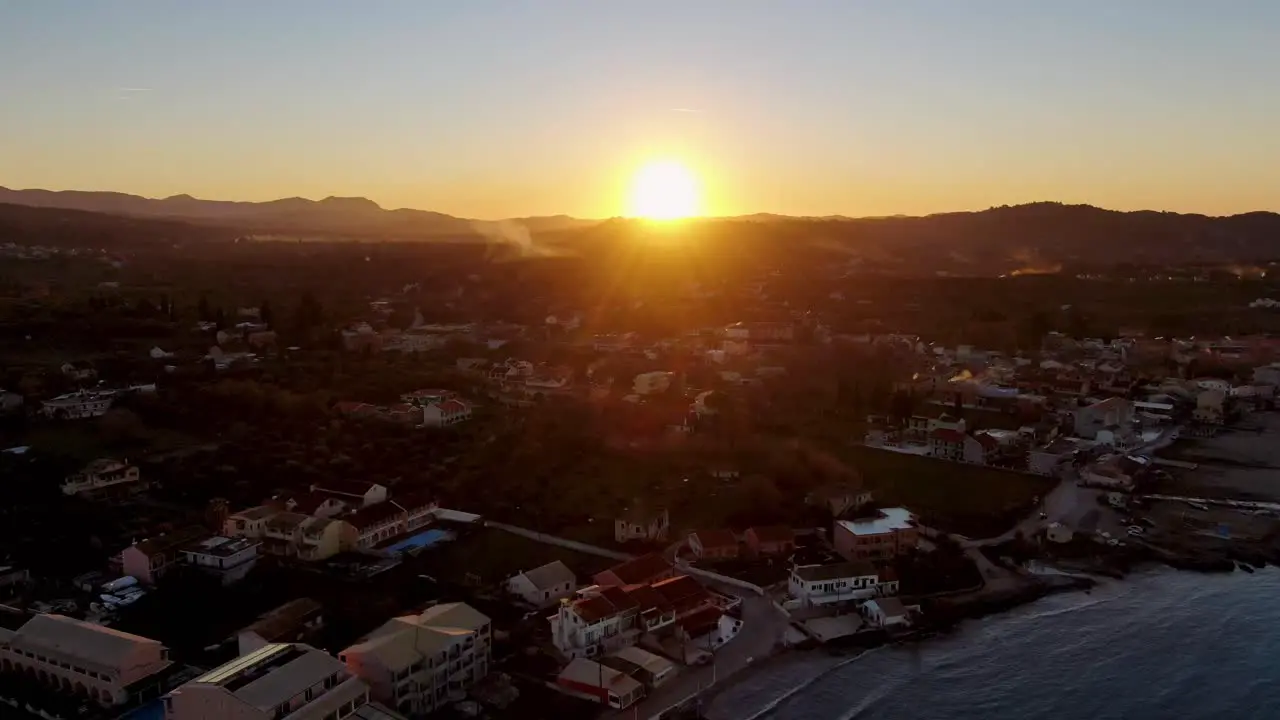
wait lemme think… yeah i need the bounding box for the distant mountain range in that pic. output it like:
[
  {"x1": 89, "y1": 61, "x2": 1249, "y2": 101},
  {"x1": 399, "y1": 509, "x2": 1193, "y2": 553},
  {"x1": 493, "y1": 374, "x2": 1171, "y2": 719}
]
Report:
[
  {"x1": 2, "y1": 186, "x2": 1280, "y2": 272},
  {"x1": 0, "y1": 186, "x2": 599, "y2": 238}
]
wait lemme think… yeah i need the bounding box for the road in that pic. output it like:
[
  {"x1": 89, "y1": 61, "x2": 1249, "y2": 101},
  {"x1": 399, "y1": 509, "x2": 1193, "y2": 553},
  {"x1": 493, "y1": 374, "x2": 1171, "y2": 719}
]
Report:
[{"x1": 609, "y1": 586, "x2": 789, "y2": 720}]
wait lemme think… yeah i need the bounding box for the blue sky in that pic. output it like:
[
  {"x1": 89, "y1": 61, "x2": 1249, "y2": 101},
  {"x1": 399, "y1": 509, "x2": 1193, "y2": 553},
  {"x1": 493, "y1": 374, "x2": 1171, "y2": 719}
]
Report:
[{"x1": 2, "y1": 1, "x2": 1278, "y2": 218}]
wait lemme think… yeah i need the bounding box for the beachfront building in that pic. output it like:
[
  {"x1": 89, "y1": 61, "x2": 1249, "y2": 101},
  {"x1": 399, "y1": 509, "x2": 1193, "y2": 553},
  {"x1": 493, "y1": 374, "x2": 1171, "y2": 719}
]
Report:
[
  {"x1": 0, "y1": 614, "x2": 172, "y2": 707},
  {"x1": 504, "y1": 560, "x2": 577, "y2": 608},
  {"x1": 340, "y1": 603, "x2": 491, "y2": 717},
  {"x1": 163, "y1": 642, "x2": 383, "y2": 720},
  {"x1": 833, "y1": 508, "x2": 919, "y2": 561},
  {"x1": 556, "y1": 658, "x2": 645, "y2": 710},
  {"x1": 787, "y1": 562, "x2": 898, "y2": 608}
]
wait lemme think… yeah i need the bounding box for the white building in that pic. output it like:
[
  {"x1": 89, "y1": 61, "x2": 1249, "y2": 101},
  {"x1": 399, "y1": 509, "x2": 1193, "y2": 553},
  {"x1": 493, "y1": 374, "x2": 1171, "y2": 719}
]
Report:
[
  {"x1": 420, "y1": 399, "x2": 471, "y2": 427},
  {"x1": 340, "y1": 603, "x2": 491, "y2": 717},
  {"x1": 788, "y1": 562, "x2": 897, "y2": 608},
  {"x1": 505, "y1": 560, "x2": 577, "y2": 608},
  {"x1": 164, "y1": 642, "x2": 384, "y2": 720},
  {"x1": 41, "y1": 389, "x2": 115, "y2": 419},
  {"x1": 0, "y1": 614, "x2": 173, "y2": 708},
  {"x1": 861, "y1": 597, "x2": 914, "y2": 628},
  {"x1": 62, "y1": 459, "x2": 142, "y2": 497},
  {"x1": 181, "y1": 536, "x2": 261, "y2": 586}
]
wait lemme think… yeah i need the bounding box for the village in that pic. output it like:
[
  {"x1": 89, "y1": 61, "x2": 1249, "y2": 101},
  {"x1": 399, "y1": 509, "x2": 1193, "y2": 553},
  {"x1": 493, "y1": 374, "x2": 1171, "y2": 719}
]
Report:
[{"x1": 5, "y1": 284, "x2": 1280, "y2": 720}]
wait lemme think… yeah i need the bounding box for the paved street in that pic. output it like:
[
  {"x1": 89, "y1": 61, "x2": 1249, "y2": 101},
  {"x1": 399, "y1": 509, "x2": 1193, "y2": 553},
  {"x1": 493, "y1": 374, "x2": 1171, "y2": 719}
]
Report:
[{"x1": 608, "y1": 585, "x2": 789, "y2": 720}]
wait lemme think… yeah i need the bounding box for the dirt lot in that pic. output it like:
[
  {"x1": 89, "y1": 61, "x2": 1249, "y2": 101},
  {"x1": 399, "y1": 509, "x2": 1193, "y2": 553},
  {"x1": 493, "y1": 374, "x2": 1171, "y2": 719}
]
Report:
[{"x1": 1159, "y1": 412, "x2": 1280, "y2": 502}]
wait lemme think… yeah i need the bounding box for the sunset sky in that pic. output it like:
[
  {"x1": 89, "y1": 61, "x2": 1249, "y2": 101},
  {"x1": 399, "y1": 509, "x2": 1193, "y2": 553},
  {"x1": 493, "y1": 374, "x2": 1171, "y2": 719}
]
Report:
[{"x1": 3, "y1": 1, "x2": 1279, "y2": 219}]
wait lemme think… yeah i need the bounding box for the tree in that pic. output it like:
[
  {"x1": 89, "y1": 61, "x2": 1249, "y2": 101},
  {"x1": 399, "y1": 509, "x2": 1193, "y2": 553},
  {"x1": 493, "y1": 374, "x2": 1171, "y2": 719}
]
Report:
[
  {"x1": 197, "y1": 295, "x2": 212, "y2": 322},
  {"x1": 213, "y1": 306, "x2": 227, "y2": 330},
  {"x1": 259, "y1": 300, "x2": 274, "y2": 328}
]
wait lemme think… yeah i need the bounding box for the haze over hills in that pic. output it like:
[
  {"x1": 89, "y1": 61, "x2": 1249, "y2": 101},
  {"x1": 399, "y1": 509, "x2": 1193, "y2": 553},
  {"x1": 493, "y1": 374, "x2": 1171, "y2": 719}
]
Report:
[
  {"x1": 2, "y1": 187, "x2": 1280, "y2": 275},
  {"x1": 0, "y1": 186, "x2": 600, "y2": 238}
]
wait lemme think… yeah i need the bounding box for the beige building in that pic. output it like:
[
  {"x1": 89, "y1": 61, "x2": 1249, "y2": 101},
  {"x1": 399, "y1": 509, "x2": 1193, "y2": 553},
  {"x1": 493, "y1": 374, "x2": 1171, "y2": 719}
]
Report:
[
  {"x1": 163, "y1": 643, "x2": 392, "y2": 720},
  {"x1": 224, "y1": 508, "x2": 356, "y2": 561},
  {"x1": 340, "y1": 603, "x2": 491, "y2": 717},
  {"x1": 0, "y1": 614, "x2": 172, "y2": 707}
]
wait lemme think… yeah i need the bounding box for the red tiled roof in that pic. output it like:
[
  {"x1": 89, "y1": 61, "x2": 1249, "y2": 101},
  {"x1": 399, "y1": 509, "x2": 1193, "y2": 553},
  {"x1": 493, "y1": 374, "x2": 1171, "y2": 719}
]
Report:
[
  {"x1": 622, "y1": 584, "x2": 672, "y2": 614},
  {"x1": 597, "y1": 586, "x2": 639, "y2": 613},
  {"x1": 651, "y1": 575, "x2": 710, "y2": 613},
  {"x1": 930, "y1": 428, "x2": 966, "y2": 443},
  {"x1": 571, "y1": 595, "x2": 619, "y2": 624},
  {"x1": 596, "y1": 553, "x2": 672, "y2": 586},
  {"x1": 345, "y1": 502, "x2": 406, "y2": 531},
  {"x1": 386, "y1": 403, "x2": 416, "y2": 414},
  {"x1": 974, "y1": 432, "x2": 1000, "y2": 450},
  {"x1": 406, "y1": 388, "x2": 455, "y2": 399},
  {"x1": 691, "y1": 529, "x2": 738, "y2": 550},
  {"x1": 678, "y1": 605, "x2": 722, "y2": 635},
  {"x1": 746, "y1": 526, "x2": 793, "y2": 544},
  {"x1": 435, "y1": 399, "x2": 469, "y2": 414}
]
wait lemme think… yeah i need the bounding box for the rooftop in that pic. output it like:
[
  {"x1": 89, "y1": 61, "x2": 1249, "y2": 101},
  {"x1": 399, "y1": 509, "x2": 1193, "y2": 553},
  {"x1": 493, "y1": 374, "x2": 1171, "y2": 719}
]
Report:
[
  {"x1": 134, "y1": 526, "x2": 211, "y2": 558},
  {"x1": 9, "y1": 614, "x2": 168, "y2": 670},
  {"x1": 239, "y1": 598, "x2": 324, "y2": 644},
  {"x1": 837, "y1": 508, "x2": 916, "y2": 537},
  {"x1": 559, "y1": 658, "x2": 642, "y2": 695},
  {"x1": 691, "y1": 529, "x2": 738, "y2": 549},
  {"x1": 185, "y1": 536, "x2": 258, "y2": 558},
  {"x1": 793, "y1": 562, "x2": 878, "y2": 583},
  {"x1": 597, "y1": 553, "x2": 672, "y2": 586},
  {"x1": 516, "y1": 560, "x2": 576, "y2": 592}
]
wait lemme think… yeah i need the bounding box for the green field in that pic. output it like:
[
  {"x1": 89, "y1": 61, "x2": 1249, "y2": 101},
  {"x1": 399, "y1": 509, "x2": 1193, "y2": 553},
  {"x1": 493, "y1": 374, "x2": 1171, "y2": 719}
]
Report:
[{"x1": 842, "y1": 445, "x2": 1056, "y2": 538}]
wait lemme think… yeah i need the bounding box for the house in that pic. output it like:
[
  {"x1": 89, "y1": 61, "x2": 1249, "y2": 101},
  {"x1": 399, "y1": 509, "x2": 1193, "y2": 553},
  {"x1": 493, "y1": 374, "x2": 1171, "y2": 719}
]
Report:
[
  {"x1": 834, "y1": 508, "x2": 919, "y2": 561},
  {"x1": 650, "y1": 575, "x2": 714, "y2": 618},
  {"x1": 236, "y1": 598, "x2": 326, "y2": 656},
  {"x1": 1073, "y1": 397, "x2": 1135, "y2": 440},
  {"x1": 400, "y1": 388, "x2": 459, "y2": 406},
  {"x1": 963, "y1": 431, "x2": 1001, "y2": 465},
  {"x1": 550, "y1": 587, "x2": 642, "y2": 659},
  {"x1": 788, "y1": 562, "x2": 883, "y2": 607},
  {"x1": 223, "y1": 506, "x2": 277, "y2": 539},
  {"x1": 41, "y1": 389, "x2": 115, "y2": 419},
  {"x1": 632, "y1": 371, "x2": 673, "y2": 396},
  {"x1": 861, "y1": 597, "x2": 914, "y2": 628},
  {"x1": 341, "y1": 603, "x2": 491, "y2": 717},
  {"x1": 929, "y1": 428, "x2": 966, "y2": 460},
  {"x1": 688, "y1": 529, "x2": 739, "y2": 561},
  {"x1": 421, "y1": 399, "x2": 472, "y2": 427},
  {"x1": 284, "y1": 491, "x2": 347, "y2": 519},
  {"x1": 346, "y1": 502, "x2": 409, "y2": 550},
  {"x1": 602, "y1": 646, "x2": 676, "y2": 689},
  {"x1": 505, "y1": 560, "x2": 577, "y2": 608},
  {"x1": 180, "y1": 536, "x2": 260, "y2": 586},
  {"x1": 394, "y1": 491, "x2": 438, "y2": 533},
  {"x1": 614, "y1": 505, "x2": 670, "y2": 543},
  {"x1": 1080, "y1": 459, "x2": 1134, "y2": 491},
  {"x1": 0, "y1": 614, "x2": 172, "y2": 707},
  {"x1": 907, "y1": 411, "x2": 966, "y2": 441},
  {"x1": 556, "y1": 658, "x2": 645, "y2": 710},
  {"x1": 806, "y1": 483, "x2": 874, "y2": 518},
  {"x1": 164, "y1": 643, "x2": 386, "y2": 720},
  {"x1": 593, "y1": 554, "x2": 676, "y2": 588},
  {"x1": 310, "y1": 480, "x2": 388, "y2": 508},
  {"x1": 745, "y1": 526, "x2": 795, "y2": 557},
  {"x1": 1194, "y1": 389, "x2": 1226, "y2": 425},
  {"x1": 121, "y1": 526, "x2": 211, "y2": 585},
  {"x1": 62, "y1": 458, "x2": 142, "y2": 497},
  {"x1": 225, "y1": 509, "x2": 356, "y2": 561}
]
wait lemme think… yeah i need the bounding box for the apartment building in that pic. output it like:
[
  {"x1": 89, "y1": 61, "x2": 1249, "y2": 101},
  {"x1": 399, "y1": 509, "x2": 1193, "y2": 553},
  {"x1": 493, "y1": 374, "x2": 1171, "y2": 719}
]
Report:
[
  {"x1": 0, "y1": 614, "x2": 172, "y2": 707},
  {"x1": 341, "y1": 603, "x2": 491, "y2": 717},
  {"x1": 163, "y1": 643, "x2": 391, "y2": 720},
  {"x1": 833, "y1": 508, "x2": 919, "y2": 561}
]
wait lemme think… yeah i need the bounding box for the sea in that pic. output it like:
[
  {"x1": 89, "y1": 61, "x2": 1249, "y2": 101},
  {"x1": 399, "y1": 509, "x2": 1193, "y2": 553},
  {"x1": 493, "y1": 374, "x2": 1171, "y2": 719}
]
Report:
[{"x1": 707, "y1": 568, "x2": 1280, "y2": 720}]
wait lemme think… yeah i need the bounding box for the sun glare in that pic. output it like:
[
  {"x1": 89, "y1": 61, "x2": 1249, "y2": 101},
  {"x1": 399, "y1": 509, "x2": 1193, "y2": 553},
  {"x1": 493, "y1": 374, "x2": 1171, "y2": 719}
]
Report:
[{"x1": 627, "y1": 160, "x2": 701, "y2": 220}]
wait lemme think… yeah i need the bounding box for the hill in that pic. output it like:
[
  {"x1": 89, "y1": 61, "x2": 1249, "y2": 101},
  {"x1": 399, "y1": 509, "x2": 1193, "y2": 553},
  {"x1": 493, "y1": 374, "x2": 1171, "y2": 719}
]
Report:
[{"x1": 0, "y1": 187, "x2": 597, "y2": 239}]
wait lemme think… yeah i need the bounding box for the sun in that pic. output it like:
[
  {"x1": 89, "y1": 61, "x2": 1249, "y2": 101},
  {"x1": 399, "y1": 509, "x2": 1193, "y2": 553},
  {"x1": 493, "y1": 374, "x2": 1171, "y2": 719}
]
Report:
[{"x1": 627, "y1": 160, "x2": 701, "y2": 220}]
